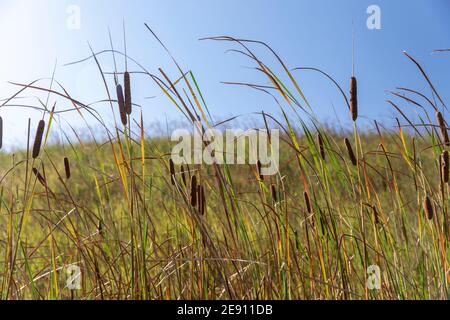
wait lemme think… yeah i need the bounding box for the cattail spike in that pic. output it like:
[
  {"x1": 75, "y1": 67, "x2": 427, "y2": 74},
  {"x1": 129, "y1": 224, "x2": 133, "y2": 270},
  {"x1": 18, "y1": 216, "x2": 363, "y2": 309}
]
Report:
[
  {"x1": 304, "y1": 191, "x2": 312, "y2": 213},
  {"x1": 257, "y1": 160, "x2": 264, "y2": 181},
  {"x1": 271, "y1": 184, "x2": 277, "y2": 202},
  {"x1": 344, "y1": 138, "x2": 357, "y2": 166},
  {"x1": 317, "y1": 133, "x2": 325, "y2": 160},
  {"x1": 169, "y1": 159, "x2": 175, "y2": 185},
  {"x1": 32, "y1": 167, "x2": 46, "y2": 186},
  {"x1": 116, "y1": 84, "x2": 127, "y2": 126},
  {"x1": 32, "y1": 120, "x2": 45, "y2": 159},
  {"x1": 350, "y1": 76, "x2": 358, "y2": 122},
  {"x1": 64, "y1": 157, "x2": 71, "y2": 179},
  {"x1": 442, "y1": 150, "x2": 449, "y2": 183},
  {"x1": 190, "y1": 175, "x2": 198, "y2": 207},
  {"x1": 124, "y1": 71, "x2": 132, "y2": 115},
  {"x1": 436, "y1": 111, "x2": 449, "y2": 146},
  {"x1": 423, "y1": 195, "x2": 434, "y2": 220}
]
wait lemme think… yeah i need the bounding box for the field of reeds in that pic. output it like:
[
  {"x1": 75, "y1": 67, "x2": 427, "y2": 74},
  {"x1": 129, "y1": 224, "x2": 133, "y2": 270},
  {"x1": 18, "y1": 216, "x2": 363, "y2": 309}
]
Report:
[{"x1": 1, "y1": 26, "x2": 450, "y2": 300}]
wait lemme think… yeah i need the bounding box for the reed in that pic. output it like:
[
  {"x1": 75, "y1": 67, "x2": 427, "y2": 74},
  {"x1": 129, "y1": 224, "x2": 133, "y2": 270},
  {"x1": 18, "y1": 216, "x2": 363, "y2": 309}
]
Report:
[
  {"x1": 317, "y1": 133, "x2": 325, "y2": 160},
  {"x1": 169, "y1": 159, "x2": 175, "y2": 185}
]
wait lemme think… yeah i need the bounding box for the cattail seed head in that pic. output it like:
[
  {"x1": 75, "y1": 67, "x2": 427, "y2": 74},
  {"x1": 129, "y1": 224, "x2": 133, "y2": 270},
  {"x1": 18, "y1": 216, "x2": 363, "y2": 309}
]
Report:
[
  {"x1": 271, "y1": 184, "x2": 277, "y2": 202},
  {"x1": 116, "y1": 84, "x2": 127, "y2": 126},
  {"x1": 169, "y1": 159, "x2": 175, "y2": 185},
  {"x1": 32, "y1": 120, "x2": 45, "y2": 159},
  {"x1": 317, "y1": 133, "x2": 325, "y2": 160},
  {"x1": 64, "y1": 157, "x2": 71, "y2": 179},
  {"x1": 198, "y1": 185, "x2": 206, "y2": 215},
  {"x1": 124, "y1": 71, "x2": 132, "y2": 115},
  {"x1": 344, "y1": 138, "x2": 357, "y2": 166},
  {"x1": 304, "y1": 191, "x2": 312, "y2": 213},
  {"x1": 436, "y1": 111, "x2": 449, "y2": 146},
  {"x1": 350, "y1": 76, "x2": 358, "y2": 122},
  {"x1": 190, "y1": 175, "x2": 198, "y2": 207},
  {"x1": 423, "y1": 196, "x2": 434, "y2": 220},
  {"x1": 181, "y1": 165, "x2": 187, "y2": 186},
  {"x1": 442, "y1": 150, "x2": 449, "y2": 183},
  {"x1": 32, "y1": 167, "x2": 46, "y2": 186},
  {"x1": 257, "y1": 160, "x2": 264, "y2": 181}
]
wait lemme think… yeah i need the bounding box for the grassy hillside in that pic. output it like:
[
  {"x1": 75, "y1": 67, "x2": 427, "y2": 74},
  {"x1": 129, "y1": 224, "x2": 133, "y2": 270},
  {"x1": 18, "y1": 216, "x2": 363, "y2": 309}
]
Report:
[{"x1": 0, "y1": 34, "x2": 449, "y2": 300}]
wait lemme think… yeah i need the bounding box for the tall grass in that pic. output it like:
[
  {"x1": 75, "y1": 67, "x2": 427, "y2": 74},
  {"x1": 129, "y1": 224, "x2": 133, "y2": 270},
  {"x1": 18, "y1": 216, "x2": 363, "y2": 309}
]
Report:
[{"x1": 0, "y1": 26, "x2": 449, "y2": 300}]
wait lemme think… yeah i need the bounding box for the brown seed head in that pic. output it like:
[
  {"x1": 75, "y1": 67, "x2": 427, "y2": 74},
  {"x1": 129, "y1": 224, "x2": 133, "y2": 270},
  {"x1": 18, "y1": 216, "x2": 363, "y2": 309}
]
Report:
[
  {"x1": 169, "y1": 159, "x2": 175, "y2": 185},
  {"x1": 344, "y1": 138, "x2": 357, "y2": 166},
  {"x1": 32, "y1": 120, "x2": 45, "y2": 159},
  {"x1": 317, "y1": 133, "x2": 325, "y2": 160},
  {"x1": 257, "y1": 160, "x2": 264, "y2": 181},
  {"x1": 436, "y1": 111, "x2": 449, "y2": 146},
  {"x1": 271, "y1": 184, "x2": 277, "y2": 202},
  {"x1": 124, "y1": 71, "x2": 132, "y2": 115},
  {"x1": 64, "y1": 157, "x2": 71, "y2": 179},
  {"x1": 350, "y1": 76, "x2": 358, "y2": 122},
  {"x1": 304, "y1": 191, "x2": 312, "y2": 213},
  {"x1": 423, "y1": 196, "x2": 434, "y2": 220},
  {"x1": 180, "y1": 165, "x2": 187, "y2": 186},
  {"x1": 116, "y1": 84, "x2": 127, "y2": 126},
  {"x1": 32, "y1": 167, "x2": 46, "y2": 186},
  {"x1": 442, "y1": 150, "x2": 449, "y2": 183},
  {"x1": 190, "y1": 175, "x2": 198, "y2": 207}
]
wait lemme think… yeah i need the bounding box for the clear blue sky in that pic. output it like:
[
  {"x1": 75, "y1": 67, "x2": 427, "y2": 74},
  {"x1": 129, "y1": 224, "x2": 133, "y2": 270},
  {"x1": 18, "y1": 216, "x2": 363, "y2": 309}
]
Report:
[{"x1": 1, "y1": 0, "x2": 450, "y2": 146}]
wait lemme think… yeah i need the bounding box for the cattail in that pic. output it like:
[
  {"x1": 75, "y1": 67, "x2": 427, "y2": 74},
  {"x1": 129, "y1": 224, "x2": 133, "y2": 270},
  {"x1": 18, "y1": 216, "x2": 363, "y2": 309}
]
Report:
[
  {"x1": 304, "y1": 191, "x2": 312, "y2": 213},
  {"x1": 271, "y1": 184, "x2": 277, "y2": 202},
  {"x1": 257, "y1": 160, "x2": 264, "y2": 180},
  {"x1": 442, "y1": 150, "x2": 449, "y2": 183},
  {"x1": 190, "y1": 175, "x2": 198, "y2": 207},
  {"x1": 317, "y1": 133, "x2": 325, "y2": 160},
  {"x1": 198, "y1": 185, "x2": 206, "y2": 215},
  {"x1": 169, "y1": 159, "x2": 175, "y2": 185},
  {"x1": 32, "y1": 167, "x2": 46, "y2": 186},
  {"x1": 0, "y1": 116, "x2": 3, "y2": 150},
  {"x1": 436, "y1": 111, "x2": 449, "y2": 146},
  {"x1": 64, "y1": 157, "x2": 71, "y2": 179},
  {"x1": 344, "y1": 138, "x2": 357, "y2": 166},
  {"x1": 350, "y1": 76, "x2": 358, "y2": 121},
  {"x1": 32, "y1": 120, "x2": 45, "y2": 159},
  {"x1": 116, "y1": 84, "x2": 127, "y2": 126},
  {"x1": 124, "y1": 71, "x2": 132, "y2": 115},
  {"x1": 423, "y1": 196, "x2": 434, "y2": 220},
  {"x1": 180, "y1": 165, "x2": 187, "y2": 186}
]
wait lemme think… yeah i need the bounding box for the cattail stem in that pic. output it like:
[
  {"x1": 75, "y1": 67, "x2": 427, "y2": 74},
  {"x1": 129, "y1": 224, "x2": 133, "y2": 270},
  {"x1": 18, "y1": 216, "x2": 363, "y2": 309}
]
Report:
[{"x1": 32, "y1": 120, "x2": 45, "y2": 159}]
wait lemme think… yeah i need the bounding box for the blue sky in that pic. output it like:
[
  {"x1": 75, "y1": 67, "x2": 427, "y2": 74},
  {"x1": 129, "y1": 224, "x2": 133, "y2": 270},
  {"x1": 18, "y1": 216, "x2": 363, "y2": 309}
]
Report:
[{"x1": 1, "y1": 0, "x2": 450, "y2": 146}]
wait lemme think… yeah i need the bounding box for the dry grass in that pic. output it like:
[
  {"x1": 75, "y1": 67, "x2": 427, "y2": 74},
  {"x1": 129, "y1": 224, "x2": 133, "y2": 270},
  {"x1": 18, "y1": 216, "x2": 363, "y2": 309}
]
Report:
[{"x1": 0, "y1": 27, "x2": 449, "y2": 300}]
